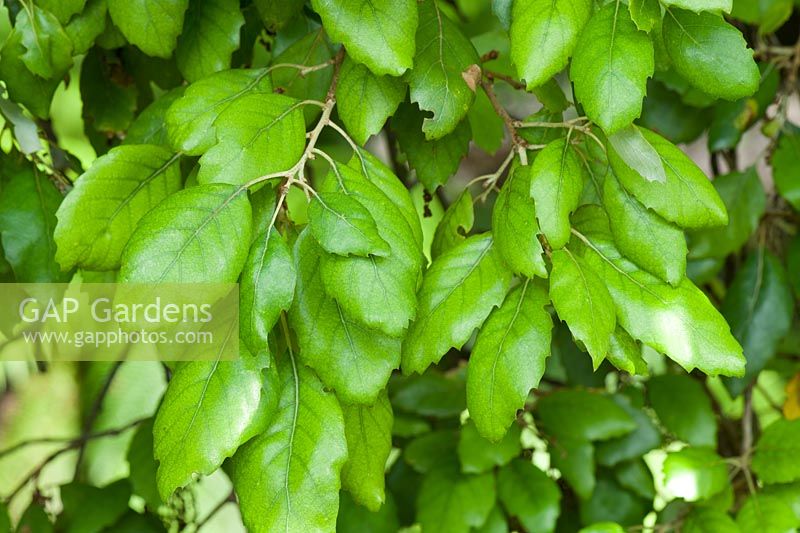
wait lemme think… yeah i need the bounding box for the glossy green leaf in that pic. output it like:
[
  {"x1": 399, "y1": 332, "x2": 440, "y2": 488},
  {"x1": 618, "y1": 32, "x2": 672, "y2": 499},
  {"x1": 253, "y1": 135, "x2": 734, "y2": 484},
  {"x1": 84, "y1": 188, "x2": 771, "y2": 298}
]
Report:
[
  {"x1": 662, "y1": 0, "x2": 732, "y2": 11},
  {"x1": 663, "y1": 9, "x2": 759, "y2": 101},
  {"x1": 231, "y1": 346, "x2": 348, "y2": 533},
  {"x1": 629, "y1": 0, "x2": 662, "y2": 32},
  {"x1": 125, "y1": 88, "x2": 185, "y2": 147},
  {"x1": 309, "y1": 192, "x2": 391, "y2": 257},
  {"x1": 312, "y1": 0, "x2": 416, "y2": 76},
  {"x1": 119, "y1": 184, "x2": 252, "y2": 283},
  {"x1": 417, "y1": 465, "x2": 496, "y2": 533},
  {"x1": 0, "y1": 29, "x2": 60, "y2": 119},
  {"x1": 198, "y1": 93, "x2": 306, "y2": 186},
  {"x1": 550, "y1": 248, "x2": 617, "y2": 366},
  {"x1": 431, "y1": 189, "x2": 473, "y2": 259},
  {"x1": 107, "y1": 0, "x2": 189, "y2": 58},
  {"x1": 492, "y1": 166, "x2": 548, "y2": 278},
  {"x1": 722, "y1": 250, "x2": 793, "y2": 396},
  {"x1": 537, "y1": 389, "x2": 636, "y2": 441},
  {"x1": 736, "y1": 494, "x2": 800, "y2": 532},
  {"x1": 54, "y1": 145, "x2": 181, "y2": 272},
  {"x1": 467, "y1": 280, "x2": 552, "y2": 442},
  {"x1": 240, "y1": 229, "x2": 296, "y2": 356},
  {"x1": 607, "y1": 125, "x2": 667, "y2": 184},
  {"x1": 37, "y1": 0, "x2": 87, "y2": 24},
  {"x1": 509, "y1": 0, "x2": 592, "y2": 89},
  {"x1": 752, "y1": 419, "x2": 800, "y2": 484},
  {"x1": 648, "y1": 374, "x2": 717, "y2": 446},
  {"x1": 16, "y1": 4, "x2": 73, "y2": 79},
  {"x1": 341, "y1": 390, "x2": 394, "y2": 511},
  {"x1": 336, "y1": 57, "x2": 407, "y2": 145},
  {"x1": 497, "y1": 459, "x2": 561, "y2": 533},
  {"x1": 166, "y1": 68, "x2": 273, "y2": 155},
  {"x1": 175, "y1": 0, "x2": 244, "y2": 82},
  {"x1": 663, "y1": 447, "x2": 728, "y2": 501},
  {"x1": 529, "y1": 138, "x2": 587, "y2": 248},
  {"x1": 605, "y1": 327, "x2": 649, "y2": 376},
  {"x1": 407, "y1": 0, "x2": 480, "y2": 139},
  {"x1": 402, "y1": 233, "x2": 512, "y2": 374},
  {"x1": 772, "y1": 129, "x2": 800, "y2": 210},
  {"x1": 153, "y1": 350, "x2": 270, "y2": 500},
  {"x1": 570, "y1": 3, "x2": 654, "y2": 133},
  {"x1": 64, "y1": 0, "x2": 107, "y2": 55},
  {"x1": 290, "y1": 230, "x2": 401, "y2": 404},
  {"x1": 609, "y1": 128, "x2": 728, "y2": 229},
  {"x1": 458, "y1": 421, "x2": 521, "y2": 474},
  {"x1": 604, "y1": 172, "x2": 687, "y2": 285}
]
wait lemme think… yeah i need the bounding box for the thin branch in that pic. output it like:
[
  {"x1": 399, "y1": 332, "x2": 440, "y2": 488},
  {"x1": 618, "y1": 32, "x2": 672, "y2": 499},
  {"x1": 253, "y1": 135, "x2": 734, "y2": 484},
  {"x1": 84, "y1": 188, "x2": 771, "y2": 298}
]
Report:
[{"x1": 484, "y1": 69, "x2": 527, "y2": 91}]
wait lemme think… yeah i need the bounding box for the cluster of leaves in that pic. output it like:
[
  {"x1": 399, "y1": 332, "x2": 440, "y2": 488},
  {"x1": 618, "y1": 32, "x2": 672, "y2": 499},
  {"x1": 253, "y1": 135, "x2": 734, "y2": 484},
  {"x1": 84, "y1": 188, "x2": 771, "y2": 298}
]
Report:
[{"x1": 0, "y1": 0, "x2": 799, "y2": 531}]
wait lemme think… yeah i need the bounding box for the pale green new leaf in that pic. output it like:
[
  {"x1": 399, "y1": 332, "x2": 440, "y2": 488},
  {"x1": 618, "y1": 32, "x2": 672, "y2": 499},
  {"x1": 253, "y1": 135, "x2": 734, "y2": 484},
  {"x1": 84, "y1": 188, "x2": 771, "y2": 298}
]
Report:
[
  {"x1": 663, "y1": 447, "x2": 728, "y2": 502},
  {"x1": 16, "y1": 5, "x2": 73, "y2": 79},
  {"x1": 492, "y1": 166, "x2": 548, "y2": 278},
  {"x1": 336, "y1": 57, "x2": 407, "y2": 145},
  {"x1": 431, "y1": 189, "x2": 473, "y2": 259},
  {"x1": 662, "y1": 0, "x2": 732, "y2": 13},
  {"x1": 497, "y1": 460, "x2": 561, "y2": 533},
  {"x1": 570, "y1": 2, "x2": 654, "y2": 133},
  {"x1": 609, "y1": 128, "x2": 728, "y2": 229},
  {"x1": 198, "y1": 93, "x2": 306, "y2": 186},
  {"x1": 54, "y1": 145, "x2": 182, "y2": 271},
  {"x1": 166, "y1": 69, "x2": 273, "y2": 155},
  {"x1": 603, "y1": 172, "x2": 687, "y2": 285},
  {"x1": 312, "y1": 0, "x2": 417, "y2": 76},
  {"x1": 107, "y1": 0, "x2": 189, "y2": 58},
  {"x1": 341, "y1": 390, "x2": 394, "y2": 511},
  {"x1": 308, "y1": 192, "x2": 391, "y2": 257},
  {"x1": 467, "y1": 280, "x2": 552, "y2": 442},
  {"x1": 529, "y1": 138, "x2": 587, "y2": 249},
  {"x1": 240, "y1": 229, "x2": 296, "y2": 356},
  {"x1": 537, "y1": 389, "x2": 636, "y2": 441},
  {"x1": 648, "y1": 374, "x2": 717, "y2": 446},
  {"x1": 119, "y1": 184, "x2": 252, "y2": 283},
  {"x1": 417, "y1": 465, "x2": 496, "y2": 533},
  {"x1": 550, "y1": 248, "x2": 616, "y2": 367},
  {"x1": 231, "y1": 348, "x2": 347, "y2": 533},
  {"x1": 629, "y1": 0, "x2": 662, "y2": 32},
  {"x1": 407, "y1": 0, "x2": 480, "y2": 139},
  {"x1": 663, "y1": 9, "x2": 759, "y2": 101},
  {"x1": 175, "y1": 0, "x2": 244, "y2": 82},
  {"x1": 607, "y1": 125, "x2": 667, "y2": 183},
  {"x1": 153, "y1": 349, "x2": 270, "y2": 500},
  {"x1": 751, "y1": 419, "x2": 800, "y2": 484},
  {"x1": 402, "y1": 234, "x2": 512, "y2": 374},
  {"x1": 510, "y1": 0, "x2": 592, "y2": 89},
  {"x1": 290, "y1": 230, "x2": 401, "y2": 404}
]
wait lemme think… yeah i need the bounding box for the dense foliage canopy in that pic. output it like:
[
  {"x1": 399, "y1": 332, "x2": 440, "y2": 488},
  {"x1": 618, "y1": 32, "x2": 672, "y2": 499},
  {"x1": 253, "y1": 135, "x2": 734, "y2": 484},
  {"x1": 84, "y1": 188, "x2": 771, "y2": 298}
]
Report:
[{"x1": 0, "y1": 0, "x2": 799, "y2": 531}]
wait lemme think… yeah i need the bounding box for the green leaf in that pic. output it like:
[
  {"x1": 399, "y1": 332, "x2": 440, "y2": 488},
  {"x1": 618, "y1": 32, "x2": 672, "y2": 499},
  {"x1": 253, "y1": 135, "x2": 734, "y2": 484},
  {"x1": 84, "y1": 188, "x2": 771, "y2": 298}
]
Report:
[
  {"x1": 663, "y1": 0, "x2": 732, "y2": 11},
  {"x1": 119, "y1": 184, "x2": 252, "y2": 283},
  {"x1": 663, "y1": 447, "x2": 728, "y2": 501},
  {"x1": 125, "y1": 88, "x2": 185, "y2": 147},
  {"x1": 166, "y1": 68, "x2": 273, "y2": 155},
  {"x1": 604, "y1": 172, "x2": 687, "y2": 285},
  {"x1": 341, "y1": 389, "x2": 394, "y2": 511},
  {"x1": 537, "y1": 389, "x2": 636, "y2": 441},
  {"x1": 253, "y1": 0, "x2": 305, "y2": 29},
  {"x1": 431, "y1": 189, "x2": 473, "y2": 259},
  {"x1": 402, "y1": 233, "x2": 512, "y2": 374},
  {"x1": 458, "y1": 421, "x2": 521, "y2": 474},
  {"x1": 79, "y1": 48, "x2": 138, "y2": 134},
  {"x1": 391, "y1": 370, "x2": 466, "y2": 418},
  {"x1": 336, "y1": 56, "x2": 407, "y2": 145},
  {"x1": 722, "y1": 250, "x2": 794, "y2": 396},
  {"x1": 689, "y1": 168, "x2": 766, "y2": 259},
  {"x1": 312, "y1": 0, "x2": 416, "y2": 76},
  {"x1": 107, "y1": 0, "x2": 189, "y2": 58},
  {"x1": 605, "y1": 326, "x2": 650, "y2": 376},
  {"x1": 153, "y1": 350, "x2": 270, "y2": 500},
  {"x1": 337, "y1": 491, "x2": 400, "y2": 533},
  {"x1": 492, "y1": 166, "x2": 548, "y2": 278},
  {"x1": 663, "y1": 9, "x2": 759, "y2": 101},
  {"x1": 467, "y1": 280, "x2": 552, "y2": 442},
  {"x1": 737, "y1": 494, "x2": 800, "y2": 532},
  {"x1": 497, "y1": 459, "x2": 561, "y2": 533},
  {"x1": 550, "y1": 436, "x2": 595, "y2": 499},
  {"x1": 309, "y1": 192, "x2": 391, "y2": 258},
  {"x1": 772, "y1": 129, "x2": 800, "y2": 210},
  {"x1": 596, "y1": 394, "x2": 661, "y2": 466},
  {"x1": 64, "y1": 0, "x2": 107, "y2": 55},
  {"x1": 580, "y1": 476, "x2": 648, "y2": 527},
  {"x1": 752, "y1": 419, "x2": 800, "y2": 484},
  {"x1": 580, "y1": 524, "x2": 626, "y2": 533},
  {"x1": 550, "y1": 248, "x2": 617, "y2": 366},
  {"x1": 17, "y1": 4, "x2": 74, "y2": 79},
  {"x1": 231, "y1": 345, "x2": 348, "y2": 533},
  {"x1": 509, "y1": 0, "x2": 592, "y2": 89},
  {"x1": 417, "y1": 465, "x2": 496, "y2": 533},
  {"x1": 0, "y1": 30, "x2": 60, "y2": 119},
  {"x1": 731, "y1": 0, "x2": 794, "y2": 33},
  {"x1": 37, "y1": 0, "x2": 86, "y2": 24},
  {"x1": 405, "y1": 430, "x2": 458, "y2": 473},
  {"x1": 318, "y1": 163, "x2": 422, "y2": 337},
  {"x1": 198, "y1": 94, "x2": 306, "y2": 186},
  {"x1": 468, "y1": 86, "x2": 506, "y2": 154},
  {"x1": 392, "y1": 103, "x2": 471, "y2": 190},
  {"x1": 240, "y1": 229, "x2": 296, "y2": 356},
  {"x1": 607, "y1": 125, "x2": 667, "y2": 184},
  {"x1": 640, "y1": 80, "x2": 711, "y2": 144},
  {"x1": 529, "y1": 137, "x2": 587, "y2": 248},
  {"x1": 57, "y1": 481, "x2": 131, "y2": 532},
  {"x1": 0, "y1": 161, "x2": 66, "y2": 282},
  {"x1": 175, "y1": 0, "x2": 244, "y2": 82},
  {"x1": 615, "y1": 458, "x2": 655, "y2": 500},
  {"x1": 683, "y1": 508, "x2": 740, "y2": 533},
  {"x1": 54, "y1": 145, "x2": 181, "y2": 272},
  {"x1": 407, "y1": 0, "x2": 480, "y2": 139},
  {"x1": 476, "y1": 506, "x2": 509, "y2": 533},
  {"x1": 127, "y1": 419, "x2": 161, "y2": 510},
  {"x1": 648, "y1": 374, "x2": 717, "y2": 446},
  {"x1": 290, "y1": 229, "x2": 401, "y2": 404},
  {"x1": 609, "y1": 128, "x2": 728, "y2": 229},
  {"x1": 570, "y1": 2, "x2": 654, "y2": 134},
  {"x1": 629, "y1": 0, "x2": 662, "y2": 32}
]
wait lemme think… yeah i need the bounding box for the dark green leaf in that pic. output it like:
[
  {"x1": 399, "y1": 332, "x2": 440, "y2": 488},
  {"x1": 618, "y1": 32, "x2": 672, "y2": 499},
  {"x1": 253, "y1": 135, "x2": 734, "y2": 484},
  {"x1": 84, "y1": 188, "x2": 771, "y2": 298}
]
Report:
[
  {"x1": 537, "y1": 389, "x2": 636, "y2": 441},
  {"x1": 457, "y1": 421, "x2": 521, "y2": 474},
  {"x1": 417, "y1": 465, "x2": 496, "y2": 533},
  {"x1": 648, "y1": 374, "x2": 716, "y2": 446},
  {"x1": 752, "y1": 419, "x2": 800, "y2": 484},
  {"x1": 497, "y1": 459, "x2": 561, "y2": 533},
  {"x1": 772, "y1": 128, "x2": 800, "y2": 210}
]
